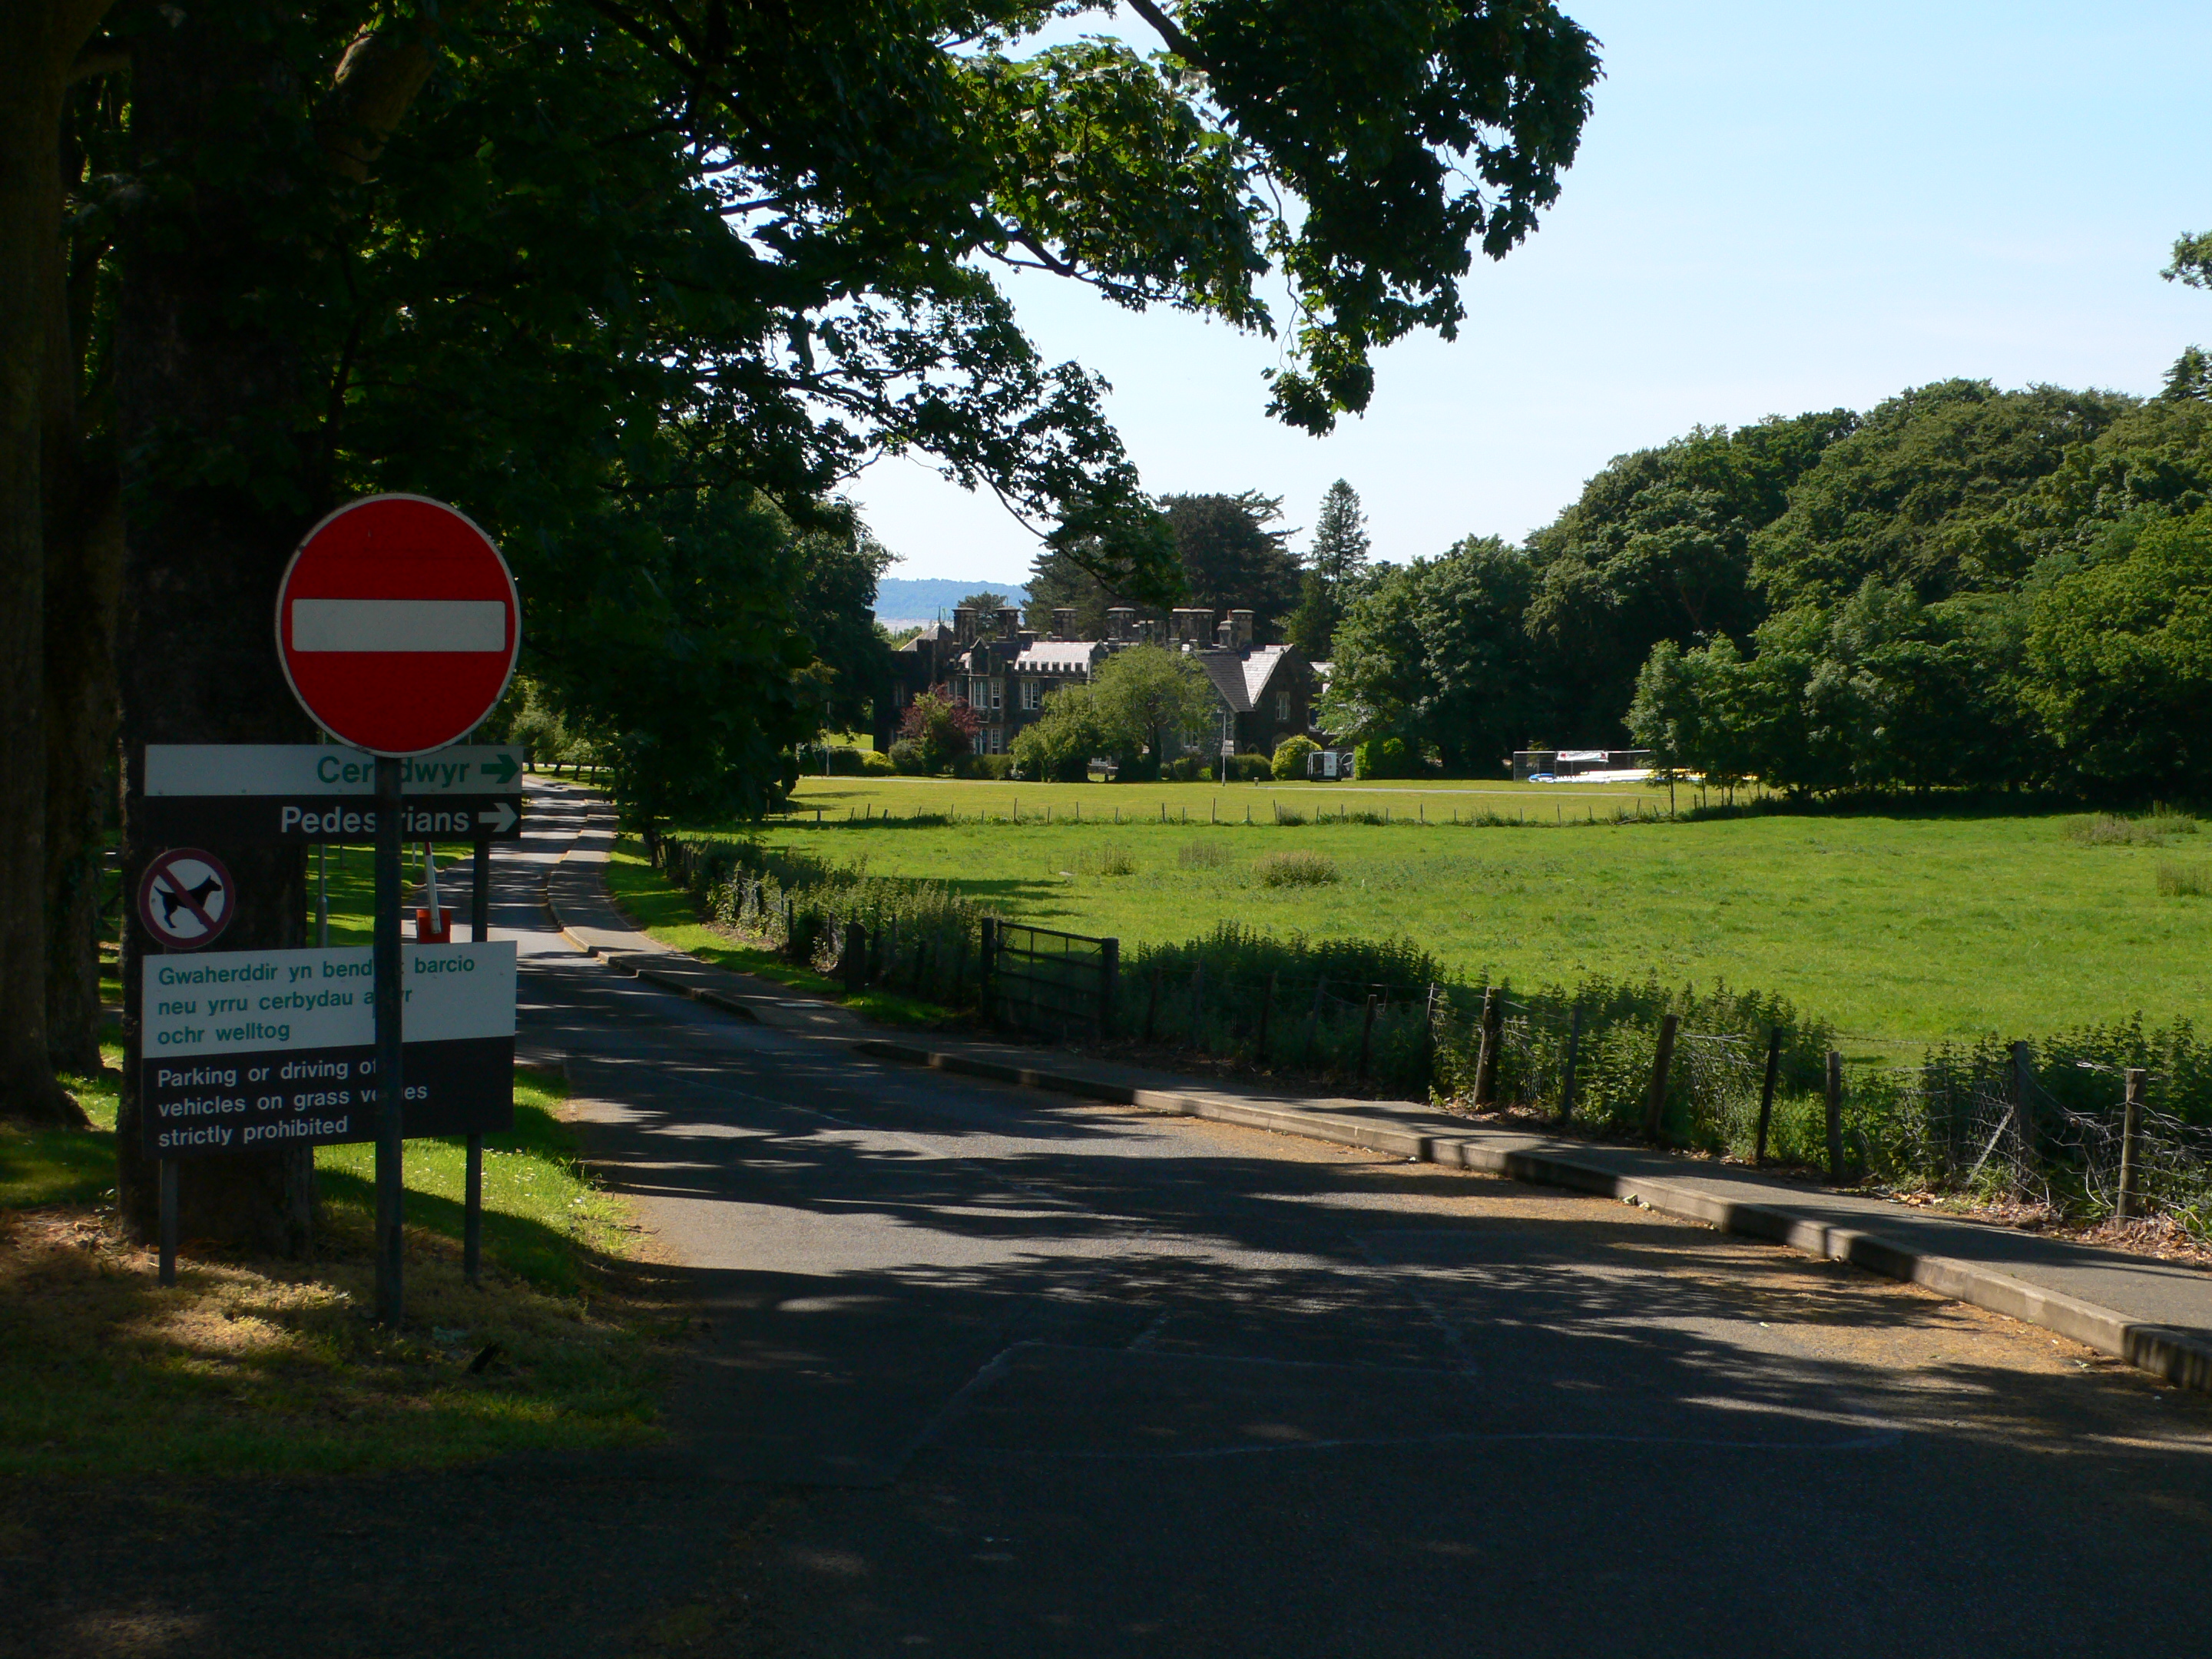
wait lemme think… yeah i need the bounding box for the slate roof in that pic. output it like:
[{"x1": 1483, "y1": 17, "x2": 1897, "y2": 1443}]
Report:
[
  {"x1": 1194, "y1": 644, "x2": 1299, "y2": 711},
  {"x1": 897, "y1": 621, "x2": 954, "y2": 651}
]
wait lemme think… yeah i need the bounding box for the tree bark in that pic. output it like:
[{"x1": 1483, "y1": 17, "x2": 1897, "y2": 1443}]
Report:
[
  {"x1": 114, "y1": 3, "x2": 325, "y2": 1249},
  {"x1": 43, "y1": 71, "x2": 124, "y2": 1079},
  {"x1": 0, "y1": 2, "x2": 114, "y2": 1123}
]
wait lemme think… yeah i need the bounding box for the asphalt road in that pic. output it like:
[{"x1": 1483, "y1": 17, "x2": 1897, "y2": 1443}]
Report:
[
  {"x1": 19, "y1": 796, "x2": 2210, "y2": 1659},
  {"x1": 507, "y1": 793, "x2": 2212, "y2": 1657}
]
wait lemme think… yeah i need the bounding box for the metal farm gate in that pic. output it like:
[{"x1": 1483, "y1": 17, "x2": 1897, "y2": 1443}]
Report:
[{"x1": 982, "y1": 919, "x2": 1118, "y2": 1041}]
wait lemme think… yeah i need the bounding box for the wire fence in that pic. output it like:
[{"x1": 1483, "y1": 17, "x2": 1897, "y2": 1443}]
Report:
[{"x1": 653, "y1": 837, "x2": 2212, "y2": 1237}]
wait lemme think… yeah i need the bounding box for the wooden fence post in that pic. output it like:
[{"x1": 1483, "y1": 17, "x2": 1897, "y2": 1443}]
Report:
[
  {"x1": 1825, "y1": 1050, "x2": 1845, "y2": 1181},
  {"x1": 1753, "y1": 1026, "x2": 1782, "y2": 1167},
  {"x1": 1356, "y1": 992, "x2": 1379, "y2": 1082},
  {"x1": 1421, "y1": 982, "x2": 1439, "y2": 1091},
  {"x1": 1558, "y1": 1005, "x2": 1582, "y2": 1122},
  {"x1": 1098, "y1": 937, "x2": 1119, "y2": 1039},
  {"x1": 1644, "y1": 1014, "x2": 1680, "y2": 1141},
  {"x1": 1473, "y1": 986, "x2": 1502, "y2": 1108},
  {"x1": 2118, "y1": 1067, "x2": 2147, "y2": 1220},
  {"x1": 842, "y1": 921, "x2": 866, "y2": 997},
  {"x1": 978, "y1": 918, "x2": 998, "y2": 1019},
  {"x1": 1304, "y1": 975, "x2": 1328, "y2": 1068}
]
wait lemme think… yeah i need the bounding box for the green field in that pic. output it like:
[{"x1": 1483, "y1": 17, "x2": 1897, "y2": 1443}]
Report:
[{"x1": 676, "y1": 777, "x2": 2212, "y2": 1051}]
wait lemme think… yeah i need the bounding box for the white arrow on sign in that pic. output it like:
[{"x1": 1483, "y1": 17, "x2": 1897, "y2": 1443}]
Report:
[{"x1": 478, "y1": 801, "x2": 518, "y2": 834}]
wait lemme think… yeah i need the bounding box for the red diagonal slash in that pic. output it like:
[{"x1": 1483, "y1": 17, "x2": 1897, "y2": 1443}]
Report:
[{"x1": 148, "y1": 849, "x2": 224, "y2": 939}]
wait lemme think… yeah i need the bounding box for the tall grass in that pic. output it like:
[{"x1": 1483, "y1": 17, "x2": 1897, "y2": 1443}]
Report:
[
  {"x1": 1256, "y1": 850, "x2": 1338, "y2": 887},
  {"x1": 2065, "y1": 806, "x2": 2199, "y2": 846}
]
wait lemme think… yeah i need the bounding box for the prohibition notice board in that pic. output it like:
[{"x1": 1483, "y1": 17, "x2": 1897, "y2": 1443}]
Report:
[{"x1": 140, "y1": 943, "x2": 516, "y2": 1156}]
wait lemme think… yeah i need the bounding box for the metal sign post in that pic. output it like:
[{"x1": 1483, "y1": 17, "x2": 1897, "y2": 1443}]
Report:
[
  {"x1": 465, "y1": 835, "x2": 490, "y2": 1287},
  {"x1": 373, "y1": 756, "x2": 406, "y2": 1324}
]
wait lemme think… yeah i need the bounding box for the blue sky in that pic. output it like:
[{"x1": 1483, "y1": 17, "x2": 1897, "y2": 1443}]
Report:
[{"x1": 849, "y1": 2, "x2": 2212, "y2": 584}]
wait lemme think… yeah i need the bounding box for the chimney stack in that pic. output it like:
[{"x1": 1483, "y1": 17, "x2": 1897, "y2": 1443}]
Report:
[
  {"x1": 995, "y1": 607, "x2": 1021, "y2": 640},
  {"x1": 1229, "y1": 608, "x2": 1254, "y2": 648},
  {"x1": 1106, "y1": 606, "x2": 1136, "y2": 641},
  {"x1": 953, "y1": 607, "x2": 979, "y2": 646},
  {"x1": 1171, "y1": 607, "x2": 1214, "y2": 646},
  {"x1": 1051, "y1": 607, "x2": 1076, "y2": 640}
]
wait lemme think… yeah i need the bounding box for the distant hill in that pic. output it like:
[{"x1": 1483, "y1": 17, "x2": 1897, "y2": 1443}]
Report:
[{"x1": 873, "y1": 578, "x2": 1028, "y2": 625}]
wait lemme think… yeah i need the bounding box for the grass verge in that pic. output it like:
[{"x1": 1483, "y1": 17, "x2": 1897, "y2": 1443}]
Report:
[
  {"x1": 0, "y1": 1062, "x2": 675, "y2": 1479},
  {"x1": 603, "y1": 839, "x2": 959, "y2": 1030}
]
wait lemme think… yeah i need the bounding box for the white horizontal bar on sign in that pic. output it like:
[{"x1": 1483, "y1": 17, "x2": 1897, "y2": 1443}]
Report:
[{"x1": 291, "y1": 598, "x2": 507, "y2": 653}]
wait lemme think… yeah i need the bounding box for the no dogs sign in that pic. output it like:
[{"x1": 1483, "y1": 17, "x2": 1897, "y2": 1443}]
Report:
[
  {"x1": 136, "y1": 849, "x2": 236, "y2": 950},
  {"x1": 276, "y1": 495, "x2": 521, "y2": 756}
]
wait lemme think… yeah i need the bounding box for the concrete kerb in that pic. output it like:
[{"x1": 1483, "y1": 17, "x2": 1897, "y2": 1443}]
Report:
[{"x1": 853, "y1": 1038, "x2": 2212, "y2": 1396}]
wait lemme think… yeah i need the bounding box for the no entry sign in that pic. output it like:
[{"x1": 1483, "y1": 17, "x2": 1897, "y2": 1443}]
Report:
[
  {"x1": 137, "y1": 849, "x2": 236, "y2": 950},
  {"x1": 276, "y1": 495, "x2": 520, "y2": 756}
]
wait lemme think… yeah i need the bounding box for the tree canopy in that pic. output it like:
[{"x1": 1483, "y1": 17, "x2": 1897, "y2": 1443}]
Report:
[
  {"x1": 1286, "y1": 478, "x2": 1370, "y2": 658},
  {"x1": 1027, "y1": 488, "x2": 1302, "y2": 639},
  {"x1": 1320, "y1": 535, "x2": 1536, "y2": 773},
  {"x1": 1089, "y1": 643, "x2": 1218, "y2": 774}
]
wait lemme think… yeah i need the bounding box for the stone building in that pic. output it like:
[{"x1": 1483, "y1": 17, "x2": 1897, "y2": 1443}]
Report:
[{"x1": 887, "y1": 603, "x2": 1318, "y2": 762}]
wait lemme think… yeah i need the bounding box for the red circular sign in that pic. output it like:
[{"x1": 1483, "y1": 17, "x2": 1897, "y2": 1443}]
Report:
[
  {"x1": 137, "y1": 849, "x2": 236, "y2": 951},
  {"x1": 276, "y1": 495, "x2": 520, "y2": 756}
]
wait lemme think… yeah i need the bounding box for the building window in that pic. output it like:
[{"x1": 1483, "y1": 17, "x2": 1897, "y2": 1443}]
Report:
[
  {"x1": 990, "y1": 679, "x2": 1003, "y2": 711},
  {"x1": 1275, "y1": 690, "x2": 1290, "y2": 722},
  {"x1": 1022, "y1": 678, "x2": 1040, "y2": 711}
]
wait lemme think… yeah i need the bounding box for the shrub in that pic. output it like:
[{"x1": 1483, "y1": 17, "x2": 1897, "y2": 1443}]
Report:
[
  {"x1": 1256, "y1": 850, "x2": 1338, "y2": 887},
  {"x1": 1163, "y1": 754, "x2": 1210, "y2": 782},
  {"x1": 898, "y1": 687, "x2": 979, "y2": 773},
  {"x1": 862, "y1": 749, "x2": 893, "y2": 774},
  {"x1": 2159, "y1": 862, "x2": 2212, "y2": 897},
  {"x1": 886, "y1": 738, "x2": 926, "y2": 775},
  {"x1": 1178, "y1": 839, "x2": 1229, "y2": 868},
  {"x1": 1272, "y1": 735, "x2": 1319, "y2": 780},
  {"x1": 1011, "y1": 683, "x2": 1106, "y2": 781},
  {"x1": 1227, "y1": 753, "x2": 1273, "y2": 782},
  {"x1": 822, "y1": 745, "x2": 872, "y2": 775},
  {"x1": 956, "y1": 753, "x2": 1015, "y2": 780},
  {"x1": 1354, "y1": 735, "x2": 1415, "y2": 779}
]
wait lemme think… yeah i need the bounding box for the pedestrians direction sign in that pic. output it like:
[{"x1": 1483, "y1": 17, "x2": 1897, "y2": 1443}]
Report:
[
  {"x1": 139, "y1": 942, "x2": 515, "y2": 1154},
  {"x1": 137, "y1": 849, "x2": 236, "y2": 950},
  {"x1": 276, "y1": 495, "x2": 521, "y2": 756},
  {"x1": 141, "y1": 743, "x2": 527, "y2": 842}
]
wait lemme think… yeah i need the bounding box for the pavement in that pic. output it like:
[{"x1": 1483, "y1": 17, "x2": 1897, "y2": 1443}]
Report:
[{"x1": 22, "y1": 779, "x2": 2212, "y2": 1657}]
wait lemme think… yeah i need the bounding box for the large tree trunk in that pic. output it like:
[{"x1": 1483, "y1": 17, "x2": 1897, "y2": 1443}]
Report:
[
  {"x1": 114, "y1": 4, "x2": 323, "y2": 1250},
  {"x1": 43, "y1": 75, "x2": 124, "y2": 1080},
  {"x1": 0, "y1": 2, "x2": 112, "y2": 1124}
]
